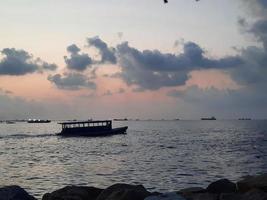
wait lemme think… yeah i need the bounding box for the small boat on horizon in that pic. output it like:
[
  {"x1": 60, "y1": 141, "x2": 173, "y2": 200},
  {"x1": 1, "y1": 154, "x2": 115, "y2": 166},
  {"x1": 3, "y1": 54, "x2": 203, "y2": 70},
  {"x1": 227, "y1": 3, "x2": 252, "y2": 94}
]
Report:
[
  {"x1": 27, "y1": 119, "x2": 51, "y2": 123},
  {"x1": 201, "y1": 116, "x2": 216, "y2": 120},
  {"x1": 58, "y1": 120, "x2": 128, "y2": 137},
  {"x1": 113, "y1": 118, "x2": 128, "y2": 121},
  {"x1": 238, "y1": 118, "x2": 252, "y2": 120},
  {"x1": 6, "y1": 121, "x2": 16, "y2": 124}
]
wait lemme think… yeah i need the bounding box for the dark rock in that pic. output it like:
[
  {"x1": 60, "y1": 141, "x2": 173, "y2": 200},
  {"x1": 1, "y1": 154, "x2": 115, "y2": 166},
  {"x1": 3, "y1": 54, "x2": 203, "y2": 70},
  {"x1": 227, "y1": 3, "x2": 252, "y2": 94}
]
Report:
[
  {"x1": 145, "y1": 192, "x2": 186, "y2": 200},
  {"x1": 241, "y1": 189, "x2": 267, "y2": 200},
  {"x1": 206, "y1": 179, "x2": 237, "y2": 194},
  {"x1": 0, "y1": 185, "x2": 36, "y2": 200},
  {"x1": 219, "y1": 193, "x2": 243, "y2": 200},
  {"x1": 96, "y1": 183, "x2": 151, "y2": 200},
  {"x1": 181, "y1": 193, "x2": 218, "y2": 200},
  {"x1": 178, "y1": 187, "x2": 206, "y2": 194},
  {"x1": 42, "y1": 186, "x2": 103, "y2": 200},
  {"x1": 237, "y1": 174, "x2": 267, "y2": 192},
  {"x1": 220, "y1": 189, "x2": 267, "y2": 200}
]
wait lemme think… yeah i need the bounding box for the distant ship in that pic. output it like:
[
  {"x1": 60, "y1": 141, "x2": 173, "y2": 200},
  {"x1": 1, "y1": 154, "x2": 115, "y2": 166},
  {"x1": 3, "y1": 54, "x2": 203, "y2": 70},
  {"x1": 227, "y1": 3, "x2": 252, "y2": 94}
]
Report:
[
  {"x1": 27, "y1": 119, "x2": 51, "y2": 123},
  {"x1": 6, "y1": 121, "x2": 16, "y2": 124},
  {"x1": 238, "y1": 118, "x2": 252, "y2": 120},
  {"x1": 113, "y1": 118, "x2": 128, "y2": 121},
  {"x1": 201, "y1": 116, "x2": 216, "y2": 120}
]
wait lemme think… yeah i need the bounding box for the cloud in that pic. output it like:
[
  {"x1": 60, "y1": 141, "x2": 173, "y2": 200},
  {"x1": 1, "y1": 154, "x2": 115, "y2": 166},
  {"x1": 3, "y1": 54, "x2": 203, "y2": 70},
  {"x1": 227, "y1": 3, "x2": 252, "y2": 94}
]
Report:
[
  {"x1": 168, "y1": 85, "x2": 267, "y2": 118},
  {"x1": 115, "y1": 41, "x2": 242, "y2": 90},
  {"x1": 0, "y1": 48, "x2": 57, "y2": 75},
  {"x1": 48, "y1": 73, "x2": 96, "y2": 90},
  {"x1": 118, "y1": 88, "x2": 125, "y2": 94},
  {"x1": 87, "y1": 36, "x2": 117, "y2": 64},
  {"x1": 239, "y1": 0, "x2": 267, "y2": 50},
  {"x1": 117, "y1": 32, "x2": 123, "y2": 40},
  {"x1": 103, "y1": 90, "x2": 112, "y2": 96},
  {"x1": 230, "y1": 0, "x2": 267, "y2": 88},
  {"x1": 64, "y1": 44, "x2": 93, "y2": 71}
]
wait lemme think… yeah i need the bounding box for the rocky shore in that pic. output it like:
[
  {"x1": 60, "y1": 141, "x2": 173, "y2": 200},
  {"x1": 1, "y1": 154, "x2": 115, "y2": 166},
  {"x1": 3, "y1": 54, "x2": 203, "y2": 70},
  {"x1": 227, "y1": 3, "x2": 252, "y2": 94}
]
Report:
[{"x1": 1, "y1": 174, "x2": 267, "y2": 200}]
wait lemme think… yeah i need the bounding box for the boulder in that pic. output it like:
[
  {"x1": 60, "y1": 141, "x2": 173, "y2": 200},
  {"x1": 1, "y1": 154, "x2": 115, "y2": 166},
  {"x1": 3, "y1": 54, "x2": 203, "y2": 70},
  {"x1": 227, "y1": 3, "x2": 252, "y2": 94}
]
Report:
[
  {"x1": 220, "y1": 189, "x2": 267, "y2": 200},
  {"x1": 0, "y1": 185, "x2": 36, "y2": 200},
  {"x1": 42, "y1": 186, "x2": 103, "y2": 200},
  {"x1": 178, "y1": 187, "x2": 206, "y2": 194},
  {"x1": 240, "y1": 189, "x2": 267, "y2": 200},
  {"x1": 145, "y1": 192, "x2": 186, "y2": 200},
  {"x1": 96, "y1": 183, "x2": 151, "y2": 200},
  {"x1": 181, "y1": 193, "x2": 218, "y2": 200},
  {"x1": 237, "y1": 174, "x2": 267, "y2": 192},
  {"x1": 206, "y1": 179, "x2": 236, "y2": 193}
]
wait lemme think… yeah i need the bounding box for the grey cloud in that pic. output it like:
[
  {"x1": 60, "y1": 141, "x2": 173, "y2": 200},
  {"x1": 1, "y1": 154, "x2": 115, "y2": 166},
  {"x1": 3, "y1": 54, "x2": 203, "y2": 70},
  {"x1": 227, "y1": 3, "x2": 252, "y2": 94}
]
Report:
[
  {"x1": 67, "y1": 44, "x2": 81, "y2": 54},
  {"x1": 103, "y1": 90, "x2": 112, "y2": 96},
  {"x1": 240, "y1": 0, "x2": 267, "y2": 50},
  {"x1": 48, "y1": 73, "x2": 96, "y2": 90},
  {"x1": 229, "y1": 46, "x2": 267, "y2": 86},
  {"x1": 118, "y1": 88, "x2": 125, "y2": 93},
  {"x1": 231, "y1": 0, "x2": 267, "y2": 87},
  {"x1": 117, "y1": 32, "x2": 123, "y2": 40},
  {"x1": 0, "y1": 48, "x2": 57, "y2": 75},
  {"x1": 168, "y1": 85, "x2": 267, "y2": 118},
  {"x1": 115, "y1": 41, "x2": 242, "y2": 90},
  {"x1": 87, "y1": 36, "x2": 117, "y2": 64},
  {"x1": 64, "y1": 44, "x2": 92, "y2": 71},
  {"x1": 250, "y1": 19, "x2": 267, "y2": 50}
]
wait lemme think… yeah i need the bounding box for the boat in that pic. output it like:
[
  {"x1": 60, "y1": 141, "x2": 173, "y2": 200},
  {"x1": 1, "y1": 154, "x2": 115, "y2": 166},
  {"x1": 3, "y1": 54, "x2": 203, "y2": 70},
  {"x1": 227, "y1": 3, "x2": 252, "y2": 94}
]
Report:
[
  {"x1": 113, "y1": 118, "x2": 128, "y2": 121},
  {"x1": 27, "y1": 119, "x2": 51, "y2": 123},
  {"x1": 201, "y1": 116, "x2": 216, "y2": 120},
  {"x1": 238, "y1": 118, "x2": 252, "y2": 120},
  {"x1": 58, "y1": 120, "x2": 128, "y2": 137},
  {"x1": 6, "y1": 121, "x2": 16, "y2": 124}
]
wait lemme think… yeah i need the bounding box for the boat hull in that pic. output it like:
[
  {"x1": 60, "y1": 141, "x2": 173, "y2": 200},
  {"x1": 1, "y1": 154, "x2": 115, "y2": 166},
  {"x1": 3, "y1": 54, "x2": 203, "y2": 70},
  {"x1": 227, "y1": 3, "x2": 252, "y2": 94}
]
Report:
[{"x1": 58, "y1": 126, "x2": 128, "y2": 137}]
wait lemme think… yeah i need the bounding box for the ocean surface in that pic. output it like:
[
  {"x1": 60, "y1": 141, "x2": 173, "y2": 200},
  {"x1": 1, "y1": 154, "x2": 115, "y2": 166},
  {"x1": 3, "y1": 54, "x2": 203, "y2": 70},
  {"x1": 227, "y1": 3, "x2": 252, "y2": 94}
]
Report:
[{"x1": 0, "y1": 120, "x2": 267, "y2": 198}]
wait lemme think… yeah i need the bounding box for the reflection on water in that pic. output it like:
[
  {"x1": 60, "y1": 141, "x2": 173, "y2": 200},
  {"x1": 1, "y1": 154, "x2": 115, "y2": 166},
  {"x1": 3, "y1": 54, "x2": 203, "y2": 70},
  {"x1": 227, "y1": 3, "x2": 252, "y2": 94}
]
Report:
[{"x1": 0, "y1": 120, "x2": 267, "y2": 198}]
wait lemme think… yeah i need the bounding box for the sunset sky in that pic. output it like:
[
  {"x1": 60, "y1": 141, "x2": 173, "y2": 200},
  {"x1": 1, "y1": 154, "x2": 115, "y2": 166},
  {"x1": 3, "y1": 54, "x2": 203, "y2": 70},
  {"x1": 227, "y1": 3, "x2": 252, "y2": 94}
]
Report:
[{"x1": 0, "y1": 0, "x2": 267, "y2": 120}]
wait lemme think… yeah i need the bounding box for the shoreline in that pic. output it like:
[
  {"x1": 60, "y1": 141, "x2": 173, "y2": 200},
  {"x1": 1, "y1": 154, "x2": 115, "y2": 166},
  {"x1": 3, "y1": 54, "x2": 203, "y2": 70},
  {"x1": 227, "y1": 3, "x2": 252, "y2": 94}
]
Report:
[{"x1": 1, "y1": 173, "x2": 266, "y2": 200}]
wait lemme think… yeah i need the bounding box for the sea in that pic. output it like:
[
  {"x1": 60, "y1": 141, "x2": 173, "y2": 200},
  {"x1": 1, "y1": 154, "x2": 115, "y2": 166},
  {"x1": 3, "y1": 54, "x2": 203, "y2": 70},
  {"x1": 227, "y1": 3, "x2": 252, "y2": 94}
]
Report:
[{"x1": 0, "y1": 120, "x2": 267, "y2": 198}]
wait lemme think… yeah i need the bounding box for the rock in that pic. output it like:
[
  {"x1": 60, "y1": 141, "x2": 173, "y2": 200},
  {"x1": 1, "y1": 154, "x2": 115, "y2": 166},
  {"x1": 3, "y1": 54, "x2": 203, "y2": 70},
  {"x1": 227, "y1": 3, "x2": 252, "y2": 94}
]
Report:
[
  {"x1": 237, "y1": 174, "x2": 267, "y2": 192},
  {"x1": 145, "y1": 192, "x2": 186, "y2": 200},
  {"x1": 178, "y1": 187, "x2": 206, "y2": 194},
  {"x1": 219, "y1": 193, "x2": 243, "y2": 200},
  {"x1": 206, "y1": 179, "x2": 237, "y2": 194},
  {"x1": 0, "y1": 185, "x2": 36, "y2": 200},
  {"x1": 42, "y1": 186, "x2": 103, "y2": 200},
  {"x1": 181, "y1": 193, "x2": 218, "y2": 200},
  {"x1": 241, "y1": 189, "x2": 267, "y2": 200},
  {"x1": 220, "y1": 189, "x2": 267, "y2": 200},
  {"x1": 96, "y1": 183, "x2": 151, "y2": 200}
]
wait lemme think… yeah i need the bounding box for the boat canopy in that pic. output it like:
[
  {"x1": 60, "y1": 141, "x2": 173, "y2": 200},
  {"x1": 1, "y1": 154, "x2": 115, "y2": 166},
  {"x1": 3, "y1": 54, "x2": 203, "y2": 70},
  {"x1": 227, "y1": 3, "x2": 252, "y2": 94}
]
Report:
[{"x1": 58, "y1": 120, "x2": 112, "y2": 129}]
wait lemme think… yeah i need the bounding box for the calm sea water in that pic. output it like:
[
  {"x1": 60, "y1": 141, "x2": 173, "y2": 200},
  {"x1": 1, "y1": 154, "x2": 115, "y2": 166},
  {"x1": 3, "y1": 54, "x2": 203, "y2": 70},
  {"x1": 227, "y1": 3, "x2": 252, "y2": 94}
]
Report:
[{"x1": 0, "y1": 120, "x2": 267, "y2": 198}]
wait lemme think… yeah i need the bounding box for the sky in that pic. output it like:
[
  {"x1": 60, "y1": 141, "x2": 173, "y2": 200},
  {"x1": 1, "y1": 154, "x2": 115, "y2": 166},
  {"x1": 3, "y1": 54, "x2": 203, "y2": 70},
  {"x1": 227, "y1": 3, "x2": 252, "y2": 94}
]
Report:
[{"x1": 0, "y1": 0, "x2": 267, "y2": 120}]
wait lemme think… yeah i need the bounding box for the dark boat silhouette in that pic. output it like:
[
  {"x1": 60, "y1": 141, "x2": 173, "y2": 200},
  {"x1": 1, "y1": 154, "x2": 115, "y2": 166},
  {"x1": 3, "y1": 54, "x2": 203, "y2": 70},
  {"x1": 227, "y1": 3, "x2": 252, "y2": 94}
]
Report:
[
  {"x1": 58, "y1": 120, "x2": 128, "y2": 137},
  {"x1": 201, "y1": 116, "x2": 216, "y2": 120},
  {"x1": 27, "y1": 119, "x2": 51, "y2": 123},
  {"x1": 113, "y1": 118, "x2": 128, "y2": 121},
  {"x1": 238, "y1": 118, "x2": 252, "y2": 120}
]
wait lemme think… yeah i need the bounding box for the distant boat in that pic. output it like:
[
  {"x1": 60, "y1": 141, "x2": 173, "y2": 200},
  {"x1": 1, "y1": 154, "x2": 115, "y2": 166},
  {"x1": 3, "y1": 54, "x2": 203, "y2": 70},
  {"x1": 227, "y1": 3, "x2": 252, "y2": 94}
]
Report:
[
  {"x1": 238, "y1": 118, "x2": 252, "y2": 120},
  {"x1": 58, "y1": 120, "x2": 128, "y2": 137},
  {"x1": 27, "y1": 119, "x2": 51, "y2": 123},
  {"x1": 201, "y1": 116, "x2": 216, "y2": 120},
  {"x1": 113, "y1": 118, "x2": 128, "y2": 121},
  {"x1": 6, "y1": 121, "x2": 16, "y2": 124}
]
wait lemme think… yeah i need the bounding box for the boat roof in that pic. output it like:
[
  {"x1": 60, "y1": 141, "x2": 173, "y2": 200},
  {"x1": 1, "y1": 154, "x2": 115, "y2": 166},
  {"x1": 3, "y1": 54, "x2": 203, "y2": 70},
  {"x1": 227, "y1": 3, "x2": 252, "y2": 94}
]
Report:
[{"x1": 58, "y1": 120, "x2": 112, "y2": 125}]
